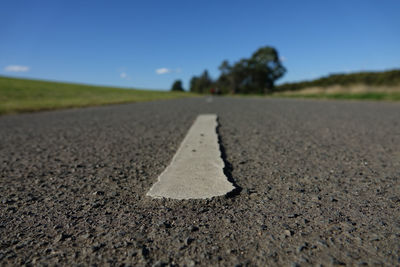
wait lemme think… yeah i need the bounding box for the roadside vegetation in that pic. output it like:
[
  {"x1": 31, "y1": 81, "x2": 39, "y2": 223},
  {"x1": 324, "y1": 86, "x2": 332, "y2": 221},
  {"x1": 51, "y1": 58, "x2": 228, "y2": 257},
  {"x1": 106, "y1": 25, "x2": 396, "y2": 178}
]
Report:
[
  {"x1": 276, "y1": 70, "x2": 400, "y2": 92},
  {"x1": 274, "y1": 91, "x2": 400, "y2": 101},
  {"x1": 189, "y1": 46, "x2": 286, "y2": 94},
  {"x1": 0, "y1": 76, "x2": 193, "y2": 115},
  {"x1": 170, "y1": 80, "x2": 184, "y2": 92},
  {"x1": 185, "y1": 45, "x2": 400, "y2": 101},
  {"x1": 273, "y1": 70, "x2": 400, "y2": 101}
]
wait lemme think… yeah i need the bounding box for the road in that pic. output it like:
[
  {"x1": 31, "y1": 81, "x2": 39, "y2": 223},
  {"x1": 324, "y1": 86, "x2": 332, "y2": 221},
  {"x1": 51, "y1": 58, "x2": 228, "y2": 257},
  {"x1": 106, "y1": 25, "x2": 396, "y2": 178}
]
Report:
[{"x1": 1, "y1": 97, "x2": 399, "y2": 266}]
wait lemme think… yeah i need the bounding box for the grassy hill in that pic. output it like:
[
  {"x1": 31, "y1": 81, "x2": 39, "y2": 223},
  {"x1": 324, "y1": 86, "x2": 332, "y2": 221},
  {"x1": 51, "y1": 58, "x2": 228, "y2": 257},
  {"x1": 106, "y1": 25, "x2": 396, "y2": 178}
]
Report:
[
  {"x1": 274, "y1": 69, "x2": 400, "y2": 101},
  {"x1": 276, "y1": 69, "x2": 400, "y2": 92},
  {"x1": 0, "y1": 76, "x2": 193, "y2": 115}
]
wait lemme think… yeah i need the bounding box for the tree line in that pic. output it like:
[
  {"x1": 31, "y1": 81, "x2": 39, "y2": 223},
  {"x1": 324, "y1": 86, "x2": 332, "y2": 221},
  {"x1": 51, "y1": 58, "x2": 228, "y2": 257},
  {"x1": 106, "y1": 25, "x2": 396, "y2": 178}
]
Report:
[
  {"x1": 171, "y1": 46, "x2": 286, "y2": 94},
  {"x1": 276, "y1": 69, "x2": 400, "y2": 92},
  {"x1": 171, "y1": 46, "x2": 400, "y2": 94}
]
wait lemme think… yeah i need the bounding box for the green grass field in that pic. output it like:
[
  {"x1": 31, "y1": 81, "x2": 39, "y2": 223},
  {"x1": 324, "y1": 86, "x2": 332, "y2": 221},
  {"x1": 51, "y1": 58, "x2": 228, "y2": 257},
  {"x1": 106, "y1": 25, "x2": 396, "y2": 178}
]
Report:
[
  {"x1": 273, "y1": 92, "x2": 400, "y2": 101},
  {"x1": 0, "y1": 76, "x2": 194, "y2": 115},
  {"x1": 1, "y1": 76, "x2": 398, "y2": 116}
]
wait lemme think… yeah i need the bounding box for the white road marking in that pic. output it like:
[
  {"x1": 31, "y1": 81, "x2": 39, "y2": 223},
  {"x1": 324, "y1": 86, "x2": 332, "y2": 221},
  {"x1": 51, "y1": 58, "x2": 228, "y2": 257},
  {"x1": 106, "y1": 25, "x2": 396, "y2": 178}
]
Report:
[{"x1": 146, "y1": 114, "x2": 235, "y2": 199}]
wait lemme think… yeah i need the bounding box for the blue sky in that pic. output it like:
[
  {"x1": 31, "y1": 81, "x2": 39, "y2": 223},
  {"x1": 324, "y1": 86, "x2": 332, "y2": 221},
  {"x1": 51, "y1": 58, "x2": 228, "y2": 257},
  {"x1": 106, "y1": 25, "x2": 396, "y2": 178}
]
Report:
[{"x1": 1, "y1": 0, "x2": 399, "y2": 90}]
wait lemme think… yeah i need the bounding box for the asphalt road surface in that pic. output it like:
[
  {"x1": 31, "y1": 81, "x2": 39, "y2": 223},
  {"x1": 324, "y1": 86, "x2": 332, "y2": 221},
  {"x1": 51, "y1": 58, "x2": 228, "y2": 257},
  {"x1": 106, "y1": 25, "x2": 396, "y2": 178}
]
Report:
[{"x1": 1, "y1": 97, "x2": 399, "y2": 266}]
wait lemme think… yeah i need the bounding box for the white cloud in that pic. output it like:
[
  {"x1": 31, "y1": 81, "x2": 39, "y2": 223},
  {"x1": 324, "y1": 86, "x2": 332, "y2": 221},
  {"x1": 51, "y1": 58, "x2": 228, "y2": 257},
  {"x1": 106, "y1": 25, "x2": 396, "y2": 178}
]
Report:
[
  {"x1": 280, "y1": 56, "x2": 287, "y2": 62},
  {"x1": 156, "y1": 68, "x2": 171, "y2": 75},
  {"x1": 4, "y1": 65, "x2": 30, "y2": 72},
  {"x1": 155, "y1": 68, "x2": 182, "y2": 75},
  {"x1": 120, "y1": 72, "x2": 130, "y2": 80}
]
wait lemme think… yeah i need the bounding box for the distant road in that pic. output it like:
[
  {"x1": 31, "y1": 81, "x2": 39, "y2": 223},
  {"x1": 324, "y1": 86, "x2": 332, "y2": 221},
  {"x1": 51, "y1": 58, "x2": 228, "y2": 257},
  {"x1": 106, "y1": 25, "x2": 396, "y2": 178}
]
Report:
[{"x1": 1, "y1": 97, "x2": 399, "y2": 266}]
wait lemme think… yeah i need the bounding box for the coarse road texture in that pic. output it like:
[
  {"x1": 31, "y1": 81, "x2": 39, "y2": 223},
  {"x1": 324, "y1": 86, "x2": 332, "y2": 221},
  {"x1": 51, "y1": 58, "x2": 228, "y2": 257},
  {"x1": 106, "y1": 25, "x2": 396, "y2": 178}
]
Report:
[{"x1": 0, "y1": 97, "x2": 399, "y2": 266}]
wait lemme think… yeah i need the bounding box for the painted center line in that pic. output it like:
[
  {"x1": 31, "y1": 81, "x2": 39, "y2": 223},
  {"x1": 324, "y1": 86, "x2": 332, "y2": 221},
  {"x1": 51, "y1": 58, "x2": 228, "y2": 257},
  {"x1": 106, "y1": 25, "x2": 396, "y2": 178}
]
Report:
[{"x1": 146, "y1": 114, "x2": 235, "y2": 199}]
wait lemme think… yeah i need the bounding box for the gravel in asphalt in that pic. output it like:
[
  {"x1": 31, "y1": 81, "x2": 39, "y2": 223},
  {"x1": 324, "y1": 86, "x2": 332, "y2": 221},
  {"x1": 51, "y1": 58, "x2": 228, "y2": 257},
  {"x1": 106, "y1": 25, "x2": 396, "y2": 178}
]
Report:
[{"x1": 0, "y1": 97, "x2": 399, "y2": 266}]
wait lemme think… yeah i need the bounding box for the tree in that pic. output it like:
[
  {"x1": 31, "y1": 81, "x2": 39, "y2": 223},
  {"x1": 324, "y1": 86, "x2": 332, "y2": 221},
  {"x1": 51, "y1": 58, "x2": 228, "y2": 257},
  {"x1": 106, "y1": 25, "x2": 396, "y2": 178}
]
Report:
[
  {"x1": 189, "y1": 76, "x2": 199, "y2": 93},
  {"x1": 219, "y1": 60, "x2": 231, "y2": 75},
  {"x1": 190, "y1": 70, "x2": 213, "y2": 93},
  {"x1": 248, "y1": 46, "x2": 286, "y2": 93},
  {"x1": 216, "y1": 46, "x2": 286, "y2": 94},
  {"x1": 171, "y1": 80, "x2": 184, "y2": 91},
  {"x1": 216, "y1": 60, "x2": 235, "y2": 94},
  {"x1": 189, "y1": 46, "x2": 286, "y2": 94}
]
